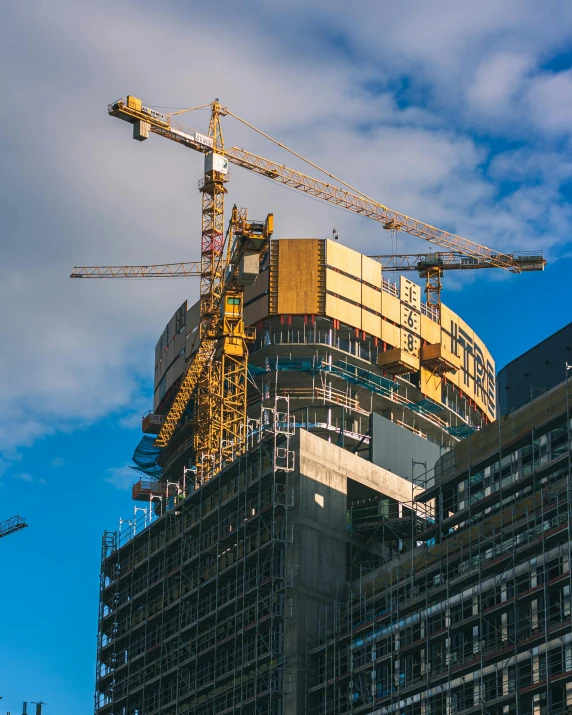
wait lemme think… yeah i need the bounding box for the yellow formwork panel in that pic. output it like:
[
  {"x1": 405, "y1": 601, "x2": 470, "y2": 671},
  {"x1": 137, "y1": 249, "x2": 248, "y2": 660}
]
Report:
[
  {"x1": 362, "y1": 285, "x2": 381, "y2": 314},
  {"x1": 420, "y1": 314, "x2": 440, "y2": 345},
  {"x1": 325, "y1": 294, "x2": 362, "y2": 329},
  {"x1": 456, "y1": 314, "x2": 475, "y2": 355},
  {"x1": 421, "y1": 343, "x2": 461, "y2": 373},
  {"x1": 378, "y1": 348, "x2": 420, "y2": 375},
  {"x1": 446, "y1": 361, "x2": 461, "y2": 388},
  {"x1": 277, "y1": 239, "x2": 321, "y2": 314},
  {"x1": 362, "y1": 311, "x2": 381, "y2": 338},
  {"x1": 326, "y1": 268, "x2": 362, "y2": 304},
  {"x1": 400, "y1": 275, "x2": 421, "y2": 310},
  {"x1": 381, "y1": 292, "x2": 401, "y2": 324},
  {"x1": 401, "y1": 328, "x2": 420, "y2": 357},
  {"x1": 440, "y1": 301, "x2": 495, "y2": 416},
  {"x1": 381, "y1": 321, "x2": 400, "y2": 348},
  {"x1": 420, "y1": 367, "x2": 442, "y2": 402},
  {"x1": 326, "y1": 240, "x2": 362, "y2": 276},
  {"x1": 400, "y1": 304, "x2": 421, "y2": 336},
  {"x1": 439, "y1": 304, "x2": 457, "y2": 336},
  {"x1": 362, "y1": 255, "x2": 382, "y2": 288}
]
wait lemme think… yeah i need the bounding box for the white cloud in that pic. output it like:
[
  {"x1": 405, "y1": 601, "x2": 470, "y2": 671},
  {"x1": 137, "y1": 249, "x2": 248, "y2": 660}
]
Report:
[
  {"x1": 50, "y1": 457, "x2": 65, "y2": 468},
  {"x1": 526, "y1": 70, "x2": 572, "y2": 134},
  {"x1": 13, "y1": 472, "x2": 46, "y2": 484},
  {"x1": 14, "y1": 473, "x2": 34, "y2": 483},
  {"x1": 466, "y1": 53, "x2": 533, "y2": 117},
  {"x1": 0, "y1": 0, "x2": 571, "y2": 462},
  {"x1": 105, "y1": 466, "x2": 137, "y2": 491}
]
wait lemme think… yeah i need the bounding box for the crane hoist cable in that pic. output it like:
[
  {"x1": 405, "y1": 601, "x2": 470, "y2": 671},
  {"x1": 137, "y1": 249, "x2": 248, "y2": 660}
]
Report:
[{"x1": 224, "y1": 108, "x2": 377, "y2": 204}]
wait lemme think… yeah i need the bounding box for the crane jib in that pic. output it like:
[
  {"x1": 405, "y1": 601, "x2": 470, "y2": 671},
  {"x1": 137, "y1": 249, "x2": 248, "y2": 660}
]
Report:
[
  {"x1": 111, "y1": 98, "x2": 528, "y2": 272},
  {"x1": 109, "y1": 98, "x2": 521, "y2": 269}
]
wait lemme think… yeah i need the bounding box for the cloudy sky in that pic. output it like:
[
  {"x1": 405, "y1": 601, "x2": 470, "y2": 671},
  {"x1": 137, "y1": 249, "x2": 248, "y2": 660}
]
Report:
[{"x1": 1, "y1": 0, "x2": 571, "y2": 711}]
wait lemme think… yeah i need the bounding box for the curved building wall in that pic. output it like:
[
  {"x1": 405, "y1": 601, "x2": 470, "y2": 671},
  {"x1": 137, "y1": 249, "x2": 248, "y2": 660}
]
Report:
[{"x1": 153, "y1": 239, "x2": 496, "y2": 423}]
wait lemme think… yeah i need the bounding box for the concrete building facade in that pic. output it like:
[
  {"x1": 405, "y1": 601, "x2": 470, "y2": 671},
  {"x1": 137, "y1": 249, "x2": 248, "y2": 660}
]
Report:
[{"x1": 307, "y1": 377, "x2": 572, "y2": 715}]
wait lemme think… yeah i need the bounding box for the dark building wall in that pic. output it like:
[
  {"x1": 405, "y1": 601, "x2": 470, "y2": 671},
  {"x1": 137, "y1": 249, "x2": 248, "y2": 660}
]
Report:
[
  {"x1": 308, "y1": 378, "x2": 572, "y2": 715},
  {"x1": 370, "y1": 411, "x2": 448, "y2": 481},
  {"x1": 497, "y1": 322, "x2": 572, "y2": 414}
]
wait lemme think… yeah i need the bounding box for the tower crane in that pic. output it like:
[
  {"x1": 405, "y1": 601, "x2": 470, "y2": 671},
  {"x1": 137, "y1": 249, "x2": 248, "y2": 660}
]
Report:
[
  {"x1": 369, "y1": 251, "x2": 545, "y2": 309},
  {"x1": 0, "y1": 515, "x2": 27, "y2": 539},
  {"x1": 74, "y1": 203, "x2": 273, "y2": 478},
  {"x1": 72, "y1": 95, "x2": 545, "y2": 479}
]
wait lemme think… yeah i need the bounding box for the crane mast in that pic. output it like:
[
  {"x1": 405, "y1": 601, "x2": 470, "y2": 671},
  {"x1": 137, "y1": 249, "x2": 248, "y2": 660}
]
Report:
[{"x1": 193, "y1": 101, "x2": 228, "y2": 475}]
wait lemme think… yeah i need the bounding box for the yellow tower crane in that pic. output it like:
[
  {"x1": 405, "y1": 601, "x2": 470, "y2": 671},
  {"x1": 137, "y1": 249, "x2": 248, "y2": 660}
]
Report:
[
  {"x1": 369, "y1": 251, "x2": 545, "y2": 310},
  {"x1": 73, "y1": 204, "x2": 273, "y2": 478},
  {"x1": 74, "y1": 95, "x2": 545, "y2": 480}
]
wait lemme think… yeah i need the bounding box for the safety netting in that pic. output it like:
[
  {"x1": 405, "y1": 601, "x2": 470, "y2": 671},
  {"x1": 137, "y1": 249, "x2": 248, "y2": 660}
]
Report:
[{"x1": 131, "y1": 435, "x2": 163, "y2": 479}]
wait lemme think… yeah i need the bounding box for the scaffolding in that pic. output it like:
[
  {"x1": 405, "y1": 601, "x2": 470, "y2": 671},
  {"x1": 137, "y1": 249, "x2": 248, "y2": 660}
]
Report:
[
  {"x1": 156, "y1": 312, "x2": 487, "y2": 483},
  {"x1": 306, "y1": 378, "x2": 572, "y2": 715},
  {"x1": 95, "y1": 398, "x2": 296, "y2": 715}
]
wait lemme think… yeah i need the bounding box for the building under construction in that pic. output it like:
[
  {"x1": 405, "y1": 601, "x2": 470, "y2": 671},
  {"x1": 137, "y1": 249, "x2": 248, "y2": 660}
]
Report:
[
  {"x1": 94, "y1": 239, "x2": 521, "y2": 715},
  {"x1": 88, "y1": 94, "x2": 554, "y2": 715}
]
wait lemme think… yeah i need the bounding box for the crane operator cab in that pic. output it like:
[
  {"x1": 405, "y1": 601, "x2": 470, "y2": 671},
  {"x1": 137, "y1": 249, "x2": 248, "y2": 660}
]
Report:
[
  {"x1": 222, "y1": 294, "x2": 242, "y2": 320},
  {"x1": 219, "y1": 292, "x2": 255, "y2": 358}
]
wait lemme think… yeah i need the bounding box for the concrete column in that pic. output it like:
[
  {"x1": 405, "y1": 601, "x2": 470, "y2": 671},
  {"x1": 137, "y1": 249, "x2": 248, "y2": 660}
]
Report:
[
  {"x1": 501, "y1": 611, "x2": 508, "y2": 643},
  {"x1": 566, "y1": 679, "x2": 572, "y2": 706},
  {"x1": 473, "y1": 679, "x2": 481, "y2": 707},
  {"x1": 563, "y1": 583, "x2": 571, "y2": 619},
  {"x1": 531, "y1": 598, "x2": 539, "y2": 632},
  {"x1": 502, "y1": 667, "x2": 509, "y2": 696},
  {"x1": 532, "y1": 651, "x2": 540, "y2": 683}
]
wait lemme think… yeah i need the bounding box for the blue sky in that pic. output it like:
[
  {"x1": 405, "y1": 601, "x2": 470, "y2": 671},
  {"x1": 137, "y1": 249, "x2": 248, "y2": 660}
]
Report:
[{"x1": 1, "y1": 0, "x2": 572, "y2": 711}]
